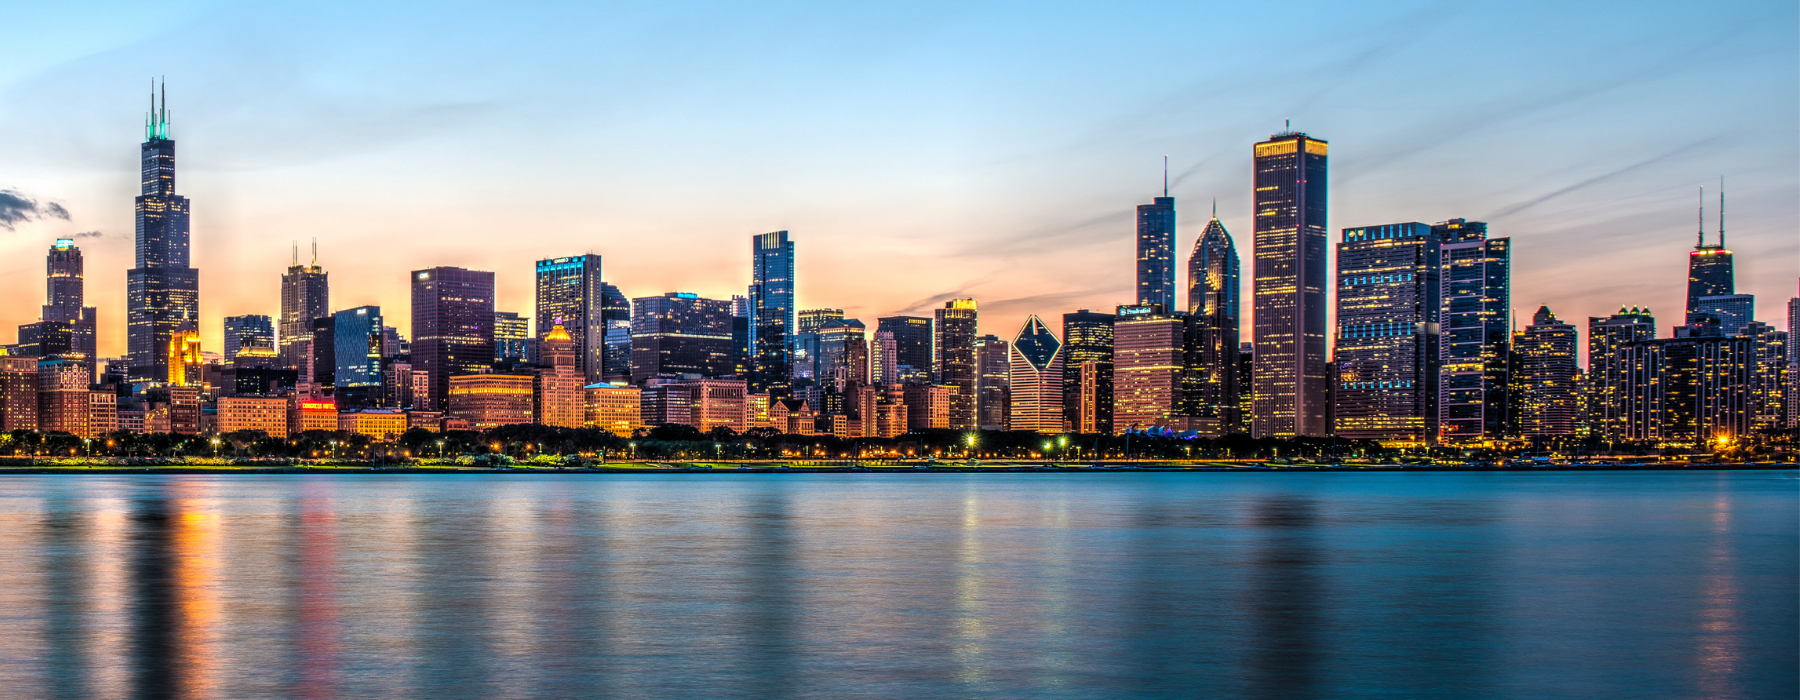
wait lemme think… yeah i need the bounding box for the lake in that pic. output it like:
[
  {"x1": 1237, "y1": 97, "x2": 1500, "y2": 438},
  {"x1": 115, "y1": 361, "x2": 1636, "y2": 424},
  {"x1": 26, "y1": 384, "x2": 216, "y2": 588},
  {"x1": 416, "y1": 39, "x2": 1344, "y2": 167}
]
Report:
[{"x1": 0, "y1": 471, "x2": 1793, "y2": 699}]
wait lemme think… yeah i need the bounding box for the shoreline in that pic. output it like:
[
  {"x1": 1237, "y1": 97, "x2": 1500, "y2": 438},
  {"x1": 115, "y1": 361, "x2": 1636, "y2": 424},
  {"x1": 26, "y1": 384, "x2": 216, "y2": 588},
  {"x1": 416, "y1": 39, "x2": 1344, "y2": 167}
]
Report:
[{"x1": 0, "y1": 462, "x2": 1791, "y2": 475}]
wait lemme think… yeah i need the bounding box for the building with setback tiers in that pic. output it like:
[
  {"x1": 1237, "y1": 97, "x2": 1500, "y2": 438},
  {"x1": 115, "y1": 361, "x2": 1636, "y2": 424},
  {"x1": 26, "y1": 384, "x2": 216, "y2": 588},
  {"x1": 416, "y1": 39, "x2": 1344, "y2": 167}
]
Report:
[
  {"x1": 934, "y1": 300, "x2": 978, "y2": 430},
  {"x1": 126, "y1": 84, "x2": 200, "y2": 383},
  {"x1": 1333, "y1": 223, "x2": 1440, "y2": 446},
  {"x1": 1251, "y1": 129, "x2": 1330, "y2": 438},
  {"x1": 1686, "y1": 186, "x2": 1733, "y2": 325},
  {"x1": 280, "y1": 242, "x2": 328, "y2": 372},
  {"x1": 1008, "y1": 317, "x2": 1063, "y2": 433},
  {"x1": 535, "y1": 324, "x2": 584, "y2": 428},
  {"x1": 41, "y1": 239, "x2": 97, "y2": 381},
  {"x1": 1186, "y1": 210, "x2": 1242, "y2": 437},
  {"x1": 412, "y1": 267, "x2": 496, "y2": 410}
]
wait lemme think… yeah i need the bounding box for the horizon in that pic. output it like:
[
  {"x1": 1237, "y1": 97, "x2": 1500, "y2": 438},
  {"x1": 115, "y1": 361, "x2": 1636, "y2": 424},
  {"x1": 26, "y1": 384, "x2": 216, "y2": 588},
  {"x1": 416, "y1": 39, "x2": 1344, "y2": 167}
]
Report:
[{"x1": 1, "y1": 0, "x2": 1795, "y2": 357}]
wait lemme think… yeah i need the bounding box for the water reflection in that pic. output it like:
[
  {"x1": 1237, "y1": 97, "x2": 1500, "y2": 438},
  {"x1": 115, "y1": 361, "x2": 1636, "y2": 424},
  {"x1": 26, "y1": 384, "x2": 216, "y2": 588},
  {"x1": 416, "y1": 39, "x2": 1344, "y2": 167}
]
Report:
[{"x1": 0, "y1": 472, "x2": 1787, "y2": 699}]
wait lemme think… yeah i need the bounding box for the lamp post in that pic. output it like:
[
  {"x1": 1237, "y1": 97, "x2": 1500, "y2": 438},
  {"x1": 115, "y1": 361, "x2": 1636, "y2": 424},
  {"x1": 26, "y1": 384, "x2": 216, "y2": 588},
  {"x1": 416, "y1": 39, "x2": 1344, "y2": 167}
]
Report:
[
  {"x1": 437, "y1": 440, "x2": 445, "y2": 459},
  {"x1": 965, "y1": 433, "x2": 976, "y2": 459},
  {"x1": 211, "y1": 438, "x2": 221, "y2": 458}
]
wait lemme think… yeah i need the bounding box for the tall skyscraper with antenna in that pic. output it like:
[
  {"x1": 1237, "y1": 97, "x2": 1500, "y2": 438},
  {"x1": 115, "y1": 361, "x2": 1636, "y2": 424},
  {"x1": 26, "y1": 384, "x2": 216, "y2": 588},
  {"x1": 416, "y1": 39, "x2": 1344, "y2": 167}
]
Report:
[
  {"x1": 126, "y1": 81, "x2": 200, "y2": 383},
  {"x1": 1686, "y1": 183, "x2": 1734, "y2": 324},
  {"x1": 1135, "y1": 158, "x2": 1176, "y2": 311},
  {"x1": 280, "y1": 240, "x2": 330, "y2": 373},
  {"x1": 1185, "y1": 203, "x2": 1241, "y2": 436}
]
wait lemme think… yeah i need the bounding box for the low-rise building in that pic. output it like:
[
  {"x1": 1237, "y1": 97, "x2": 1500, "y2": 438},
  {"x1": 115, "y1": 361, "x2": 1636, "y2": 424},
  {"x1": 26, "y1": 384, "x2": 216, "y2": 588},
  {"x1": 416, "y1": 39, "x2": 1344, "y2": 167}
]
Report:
[
  {"x1": 291, "y1": 396, "x2": 339, "y2": 434},
  {"x1": 218, "y1": 396, "x2": 291, "y2": 438},
  {"x1": 584, "y1": 383, "x2": 643, "y2": 437},
  {"x1": 446, "y1": 374, "x2": 534, "y2": 429},
  {"x1": 339, "y1": 409, "x2": 407, "y2": 442}
]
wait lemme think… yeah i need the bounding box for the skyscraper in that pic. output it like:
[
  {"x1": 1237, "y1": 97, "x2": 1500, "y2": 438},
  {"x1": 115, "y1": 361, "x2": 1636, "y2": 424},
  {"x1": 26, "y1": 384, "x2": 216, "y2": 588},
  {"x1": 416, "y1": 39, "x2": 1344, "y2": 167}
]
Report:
[
  {"x1": 750, "y1": 231, "x2": 795, "y2": 394},
  {"x1": 974, "y1": 334, "x2": 1011, "y2": 430},
  {"x1": 1437, "y1": 219, "x2": 1511, "y2": 444},
  {"x1": 222, "y1": 314, "x2": 274, "y2": 362},
  {"x1": 1112, "y1": 304, "x2": 1187, "y2": 432},
  {"x1": 602, "y1": 283, "x2": 632, "y2": 383},
  {"x1": 494, "y1": 311, "x2": 530, "y2": 362},
  {"x1": 871, "y1": 330, "x2": 899, "y2": 386},
  {"x1": 1186, "y1": 208, "x2": 1242, "y2": 437},
  {"x1": 534, "y1": 254, "x2": 605, "y2": 383},
  {"x1": 1251, "y1": 129, "x2": 1329, "y2": 438},
  {"x1": 1008, "y1": 316, "x2": 1064, "y2": 433},
  {"x1": 1686, "y1": 186, "x2": 1733, "y2": 324},
  {"x1": 1061, "y1": 310, "x2": 1115, "y2": 434},
  {"x1": 877, "y1": 316, "x2": 934, "y2": 384},
  {"x1": 535, "y1": 323, "x2": 583, "y2": 428},
  {"x1": 1136, "y1": 171, "x2": 1176, "y2": 311},
  {"x1": 333, "y1": 306, "x2": 385, "y2": 409},
  {"x1": 630, "y1": 292, "x2": 737, "y2": 383},
  {"x1": 280, "y1": 241, "x2": 329, "y2": 371},
  {"x1": 43, "y1": 238, "x2": 96, "y2": 378},
  {"x1": 1333, "y1": 222, "x2": 1441, "y2": 446},
  {"x1": 1517, "y1": 306, "x2": 1579, "y2": 437},
  {"x1": 934, "y1": 299, "x2": 978, "y2": 430},
  {"x1": 1588, "y1": 307, "x2": 1657, "y2": 442},
  {"x1": 126, "y1": 83, "x2": 200, "y2": 383},
  {"x1": 815, "y1": 318, "x2": 869, "y2": 389},
  {"x1": 411, "y1": 267, "x2": 496, "y2": 410}
]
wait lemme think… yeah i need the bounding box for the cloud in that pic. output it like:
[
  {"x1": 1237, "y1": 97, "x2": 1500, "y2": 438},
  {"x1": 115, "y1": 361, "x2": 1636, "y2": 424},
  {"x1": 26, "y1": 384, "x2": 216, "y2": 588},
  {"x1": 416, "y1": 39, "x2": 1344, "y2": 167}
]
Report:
[
  {"x1": 74, "y1": 230, "x2": 103, "y2": 238},
  {"x1": 0, "y1": 189, "x2": 72, "y2": 231},
  {"x1": 1486, "y1": 136, "x2": 1721, "y2": 219},
  {"x1": 891, "y1": 274, "x2": 998, "y2": 315}
]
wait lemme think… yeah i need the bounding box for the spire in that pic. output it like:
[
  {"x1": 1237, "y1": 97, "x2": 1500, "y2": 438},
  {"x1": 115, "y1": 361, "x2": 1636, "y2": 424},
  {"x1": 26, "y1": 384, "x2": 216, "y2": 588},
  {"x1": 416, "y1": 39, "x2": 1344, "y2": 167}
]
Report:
[
  {"x1": 1696, "y1": 185, "x2": 1705, "y2": 249},
  {"x1": 292, "y1": 241, "x2": 298, "y2": 267},
  {"x1": 310, "y1": 238, "x2": 318, "y2": 266},
  {"x1": 1211, "y1": 198, "x2": 1218, "y2": 220},
  {"x1": 1163, "y1": 155, "x2": 1169, "y2": 197},
  {"x1": 1718, "y1": 176, "x2": 1725, "y2": 248}
]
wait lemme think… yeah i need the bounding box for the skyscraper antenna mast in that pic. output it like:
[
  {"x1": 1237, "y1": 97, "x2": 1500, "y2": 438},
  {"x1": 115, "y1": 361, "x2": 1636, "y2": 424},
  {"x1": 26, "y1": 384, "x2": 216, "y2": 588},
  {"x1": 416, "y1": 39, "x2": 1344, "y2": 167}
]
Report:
[
  {"x1": 1163, "y1": 155, "x2": 1169, "y2": 197},
  {"x1": 292, "y1": 241, "x2": 298, "y2": 266},
  {"x1": 1696, "y1": 186, "x2": 1705, "y2": 249},
  {"x1": 1718, "y1": 176, "x2": 1725, "y2": 248},
  {"x1": 311, "y1": 238, "x2": 317, "y2": 266}
]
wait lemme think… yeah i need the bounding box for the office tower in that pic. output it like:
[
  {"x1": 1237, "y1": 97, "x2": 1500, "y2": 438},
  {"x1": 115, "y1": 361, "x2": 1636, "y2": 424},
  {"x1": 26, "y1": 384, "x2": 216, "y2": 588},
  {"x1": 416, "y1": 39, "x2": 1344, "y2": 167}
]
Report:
[
  {"x1": 1618, "y1": 335, "x2": 1754, "y2": 443},
  {"x1": 816, "y1": 318, "x2": 869, "y2": 389},
  {"x1": 15, "y1": 321, "x2": 73, "y2": 360},
  {"x1": 1742, "y1": 322, "x2": 1789, "y2": 434},
  {"x1": 310, "y1": 317, "x2": 336, "y2": 388},
  {"x1": 799, "y1": 309, "x2": 844, "y2": 334},
  {"x1": 1436, "y1": 219, "x2": 1511, "y2": 444},
  {"x1": 872, "y1": 330, "x2": 899, "y2": 386},
  {"x1": 584, "y1": 383, "x2": 643, "y2": 437},
  {"x1": 1, "y1": 355, "x2": 39, "y2": 431},
  {"x1": 280, "y1": 241, "x2": 329, "y2": 371},
  {"x1": 630, "y1": 292, "x2": 736, "y2": 383},
  {"x1": 126, "y1": 84, "x2": 200, "y2": 383},
  {"x1": 1112, "y1": 305, "x2": 1187, "y2": 431},
  {"x1": 534, "y1": 254, "x2": 605, "y2": 383},
  {"x1": 934, "y1": 299, "x2": 978, "y2": 430},
  {"x1": 877, "y1": 316, "x2": 934, "y2": 384},
  {"x1": 167, "y1": 324, "x2": 202, "y2": 387},
  {"x1": 750, "y1": 231, "x2": 796, "y2": 394},
  {"x1": 333, "y1": 306, "x2": 384, "y2": 409},
  {"x1": 494, "y1": 311, "x2": 530, "y2": 362},
  {"x1": 1007, "y1": 317, "x2": 1064, "y2": 433},
  {"x1": 1587, "y1": 307, "x2": 1657, "y2": 442},
  {"x1": 222, "y1": 314, "x2": 274, "y2": 362},
  {"x1": 974, "y1": 334, "x2": 1011, "y2": 430},
  {"x1": 1251, "y1": 129, "x2": 1329, "y2": 438},
  {"x1": 1187, "y1": 210, "x2": 1242, "y2": 437},
  {"x1": 602, "y1": 283, "x2": 632, "y2": 382},
  {"x1": 1516, "y1": 306, "x2": 1579, "y2": 437},
  {"x1": 903, "y1": 384, "x2": 952, "y2": 431},
  {"x1": 42, "y1": 239, "x2": 97, "y2": 379},
  {"x1": 1695, "y1": 294, "x2": 1754, "y2": 337},
  {"x1": 1686, "y1": 186, "x2": 1734, "y2": 323},
  {"x1": 1789, "y1": 288, "x2": 1800, "y2": 428},
  {"x1": 38, "y1": 358, "x2": 91, "y2": 437},
  {"x1": 1333, "y1": 222, "x2": 1441, "y2": 445},
  {"x1": 446, "y1": 374, "x2": 534, "y2": 429},
  {"x1": 412, "y1": 267, "x2": 497, "y2": 410},
  {"x1": 1136, "y1": 176, "x2": 1176, "y2": 311},
  {"x1": 1062, "y1": 310, "x2": 1115, "y2": 434},
  {"x1": 534, "y1": 323, "x2": 583, "y2": 428},
  {"x1": 381, "y1": 326, "x2": 404, "y2": 359}
]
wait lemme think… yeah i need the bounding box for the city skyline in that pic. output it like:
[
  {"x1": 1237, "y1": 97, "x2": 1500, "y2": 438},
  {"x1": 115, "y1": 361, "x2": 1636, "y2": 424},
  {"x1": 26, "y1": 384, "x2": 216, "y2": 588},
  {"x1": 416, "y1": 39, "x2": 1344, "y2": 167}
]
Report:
[{"x1": 0, "y1": 2, "x2": 1794, "y2": 361}]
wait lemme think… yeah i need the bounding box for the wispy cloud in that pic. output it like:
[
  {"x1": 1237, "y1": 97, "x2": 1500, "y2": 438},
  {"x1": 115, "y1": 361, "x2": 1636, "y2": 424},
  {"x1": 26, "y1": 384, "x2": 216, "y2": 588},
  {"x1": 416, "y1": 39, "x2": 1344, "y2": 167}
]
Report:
[
  {"x1": 1487, "y1": 137, "x2": 1721, "y2": 219},
  {"x1": 0, "y1": 189, "x2": 71, "y2": 231}
]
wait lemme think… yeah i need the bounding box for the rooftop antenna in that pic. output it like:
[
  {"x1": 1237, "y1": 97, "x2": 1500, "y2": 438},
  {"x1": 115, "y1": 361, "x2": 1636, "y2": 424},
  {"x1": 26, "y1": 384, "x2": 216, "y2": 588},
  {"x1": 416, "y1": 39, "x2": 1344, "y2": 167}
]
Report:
[
  {"x1": 292, "y1": 241, "x2": 298, "y2": 266},
  {"x1": 1718, "y1": 176, "x2": 1725, "y2": 248},
  {"x1": 1696, "y1": 185, "x2": 1705, "y2": 249},
  {"x1": 1162, "y1": 155, "x2": 1169, "y2": 197},
  {"x1": 1285, "y1": 118, "x2": 1291, "y2": 133},
  {"x1": 311, "y1": 237, "x2": 317, "y2": 266},
  {"x1": 1212, "y1": 198, "x2": 1217, "y2": 219}
]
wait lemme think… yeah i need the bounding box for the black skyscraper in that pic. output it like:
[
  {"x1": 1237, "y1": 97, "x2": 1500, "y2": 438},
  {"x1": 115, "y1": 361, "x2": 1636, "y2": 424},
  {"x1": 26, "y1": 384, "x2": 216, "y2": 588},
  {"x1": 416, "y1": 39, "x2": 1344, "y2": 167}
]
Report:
[
  {"x1": 1060, "y1": 310, "x2": 1115, "y2": 434},
  {"x1": 126, "y1": 83, "x2": 200, "y2": 383},
  {"x1": 877, "y1": 316, "x2": 934, "y2": 384},
  {"x1": 1686, "y1": 186, "x2": 1733, "y2": 323},
  {"x1": 1136, "y1": 178, "x2": 1176, "y2": 311}
]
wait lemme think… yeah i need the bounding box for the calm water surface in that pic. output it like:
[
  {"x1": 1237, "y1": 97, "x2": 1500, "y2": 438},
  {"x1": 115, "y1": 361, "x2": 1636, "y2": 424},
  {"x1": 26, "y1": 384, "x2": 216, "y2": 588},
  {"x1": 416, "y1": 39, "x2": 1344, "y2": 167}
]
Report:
[{"x1": 0, "y1": 471, "x2": 1792, "y2": 699}]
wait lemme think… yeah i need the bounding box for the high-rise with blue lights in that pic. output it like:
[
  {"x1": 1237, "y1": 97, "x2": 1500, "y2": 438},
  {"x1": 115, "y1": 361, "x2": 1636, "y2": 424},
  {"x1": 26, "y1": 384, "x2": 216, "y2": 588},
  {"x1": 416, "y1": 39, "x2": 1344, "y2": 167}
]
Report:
[
  {"x1": 750, "y1": 231, "x2": 795, "y2": 394},
  {"x1": 126, "y1": 83, "x2": 200, "y2": 383},
  {"x1": 1333, "y1": 222, "x2": 1440, "y2": 445},
  {"x1": 534, "y1": 254, "x2": 605, "y2": 384},
  {"x1": 1136, "y1": 186, "x2": 1175, "y2": 312},
  {"x1": 1436, "y1": 218, "x2": 1511, "y2": 444}
]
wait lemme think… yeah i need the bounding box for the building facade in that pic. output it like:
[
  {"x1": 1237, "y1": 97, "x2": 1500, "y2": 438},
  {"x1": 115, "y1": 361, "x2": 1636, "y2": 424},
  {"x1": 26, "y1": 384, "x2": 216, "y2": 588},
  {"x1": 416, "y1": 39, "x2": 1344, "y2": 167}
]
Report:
[
  {"x1": 1061, "y1": 310, "x2": 1115, "y2": 434},
  {"x1": 1186, "y1": 212, "x2": 1242, "y2": 437},
  {"x1": 1008, "y1": 317, "x2": 1064, "y2": 433},
  {"x1": 934, "y1": 299, "x2": 978, "y2": 430},
  {"x1": 1437, "y1": 219, "x2": 1511, "y2": 445},
  {"x1": 535, "y1": 324, "x2": 584, "y2": 428},
  {"x1": 1333, "y1": 222, "x2": 1440, "y2": 445},
  {"x1": 280, "y1": 242, "x2": 329, "y2": 372},
  {"x1": 1516, "y1": 306, "x2": 1579, "y2": 437},
  {"x1": 446, "y1": 374, "x2": 534, "y2": 429},
  {"x1": 877, "y1": 316, "x2": 934, "y2": 385},
  {"x1": 126, "y1": 86, "x2": 200, "y2": 383},
  {"x1": 1112, "y1": 305, "x2": 1187, "y2": 432},
  {"x1": 333, "y1": 306, "x2": 385, "y2": 408},
  {"x1": 1136, "y1": 192, "x2": 1176, "y2": 311},
  {"x1": 749, "y1": 231, "x2": 795, "y2": 394},
  {"x1": 974, "y1": 334, "x2": 1010, "y2": 430},
  {"x1": 535, "y1": 255, "x2": 606, "y2": 384},
  {"x1": 1251, "y1": 130, "x2": 1330, "y2": 438},
  {"x1": 223, "y1": 314, "x2": 274, "y2": 362},
  {"x1": 411, "y1": 267, "x2": 496, "y2": 410},
  {"x1": 630, "y1": 293, "x2": 737, "y2": 383}
]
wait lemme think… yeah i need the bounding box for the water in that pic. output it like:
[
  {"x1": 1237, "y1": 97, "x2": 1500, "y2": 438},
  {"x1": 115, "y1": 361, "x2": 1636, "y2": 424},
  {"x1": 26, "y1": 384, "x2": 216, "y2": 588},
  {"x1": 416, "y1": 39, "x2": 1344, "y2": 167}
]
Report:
[{"x1": 0, "y1": 471, "x2": 1792, "y2": 699}]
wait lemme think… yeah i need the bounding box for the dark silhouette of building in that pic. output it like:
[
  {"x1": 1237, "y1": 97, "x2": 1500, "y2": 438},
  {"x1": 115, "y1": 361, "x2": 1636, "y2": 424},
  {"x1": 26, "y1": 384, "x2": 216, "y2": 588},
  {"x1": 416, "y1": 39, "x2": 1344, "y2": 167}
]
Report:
[
  {"x1": 1686, "y1": 185, "x2": 1733, "y2": 324},
  {"x1": 602, "y1": 283, "x2": 632, "y2": 383},
  {"x1": 631, "y1": 292, "x2": 736, "y2": 383},
  {"x1": 877, "y1": 316, "x2": 933, "y2": 384},
  {"x1": 1061, "y1": 310, "x2": 1114, "y2": 434},
  {"x1": 411, "y1": 266, "x2": 496, "y2": 409},
  {"x1": 1332, "y1": 222, "x2": 1440, "y2": 445},
  {"x1": 126, "y1": 83, "x2": 199, "y2": 383},
  {"x1": 1251, "y1": 128, "x2": 1329, "y2": 438},
  {"x1": 974, "y1": 334, "x2": 1010, "y2": 430},
  {"x1": 1587, "y1": 307, "x2": 1657, "y2": 442},
  {"x1": 1186, "y1": 208, "x2": 1242, "y2": 437},
  {"x1": 280, "y1": 240, "x2": 329, "y2": 371},
  {"x1": 42, "y1": 238, "x2": 96, "y2": 379},
  {"x1": 222, "y1": 314, "x2": 273, "y2": 362}
]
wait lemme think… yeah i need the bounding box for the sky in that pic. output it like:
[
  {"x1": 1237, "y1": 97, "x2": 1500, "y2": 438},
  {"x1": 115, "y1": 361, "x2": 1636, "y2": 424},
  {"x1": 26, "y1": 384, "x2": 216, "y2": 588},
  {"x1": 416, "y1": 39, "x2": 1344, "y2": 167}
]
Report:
[{"x1": 0, "y1": 0, "x2": 1795, "y2": 360}]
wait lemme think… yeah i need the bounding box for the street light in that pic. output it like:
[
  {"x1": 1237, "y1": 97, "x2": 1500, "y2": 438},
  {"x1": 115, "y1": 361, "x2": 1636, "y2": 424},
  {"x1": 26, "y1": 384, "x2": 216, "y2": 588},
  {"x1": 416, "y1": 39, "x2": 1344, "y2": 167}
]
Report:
[
  {"x1": 437, "y1": 440, "x2": 445, "y2": 459},
  {"x1": 211, "y1": 437, "x2": 221, "y2": 458}
]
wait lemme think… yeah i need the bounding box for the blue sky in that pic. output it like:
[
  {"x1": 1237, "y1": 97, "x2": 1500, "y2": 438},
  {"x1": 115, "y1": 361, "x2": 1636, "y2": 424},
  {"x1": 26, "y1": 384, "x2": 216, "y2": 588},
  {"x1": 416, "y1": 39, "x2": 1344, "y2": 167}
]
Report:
[{"x1": 0, "y1": 0, "x2": 1794, "y2": 355}]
